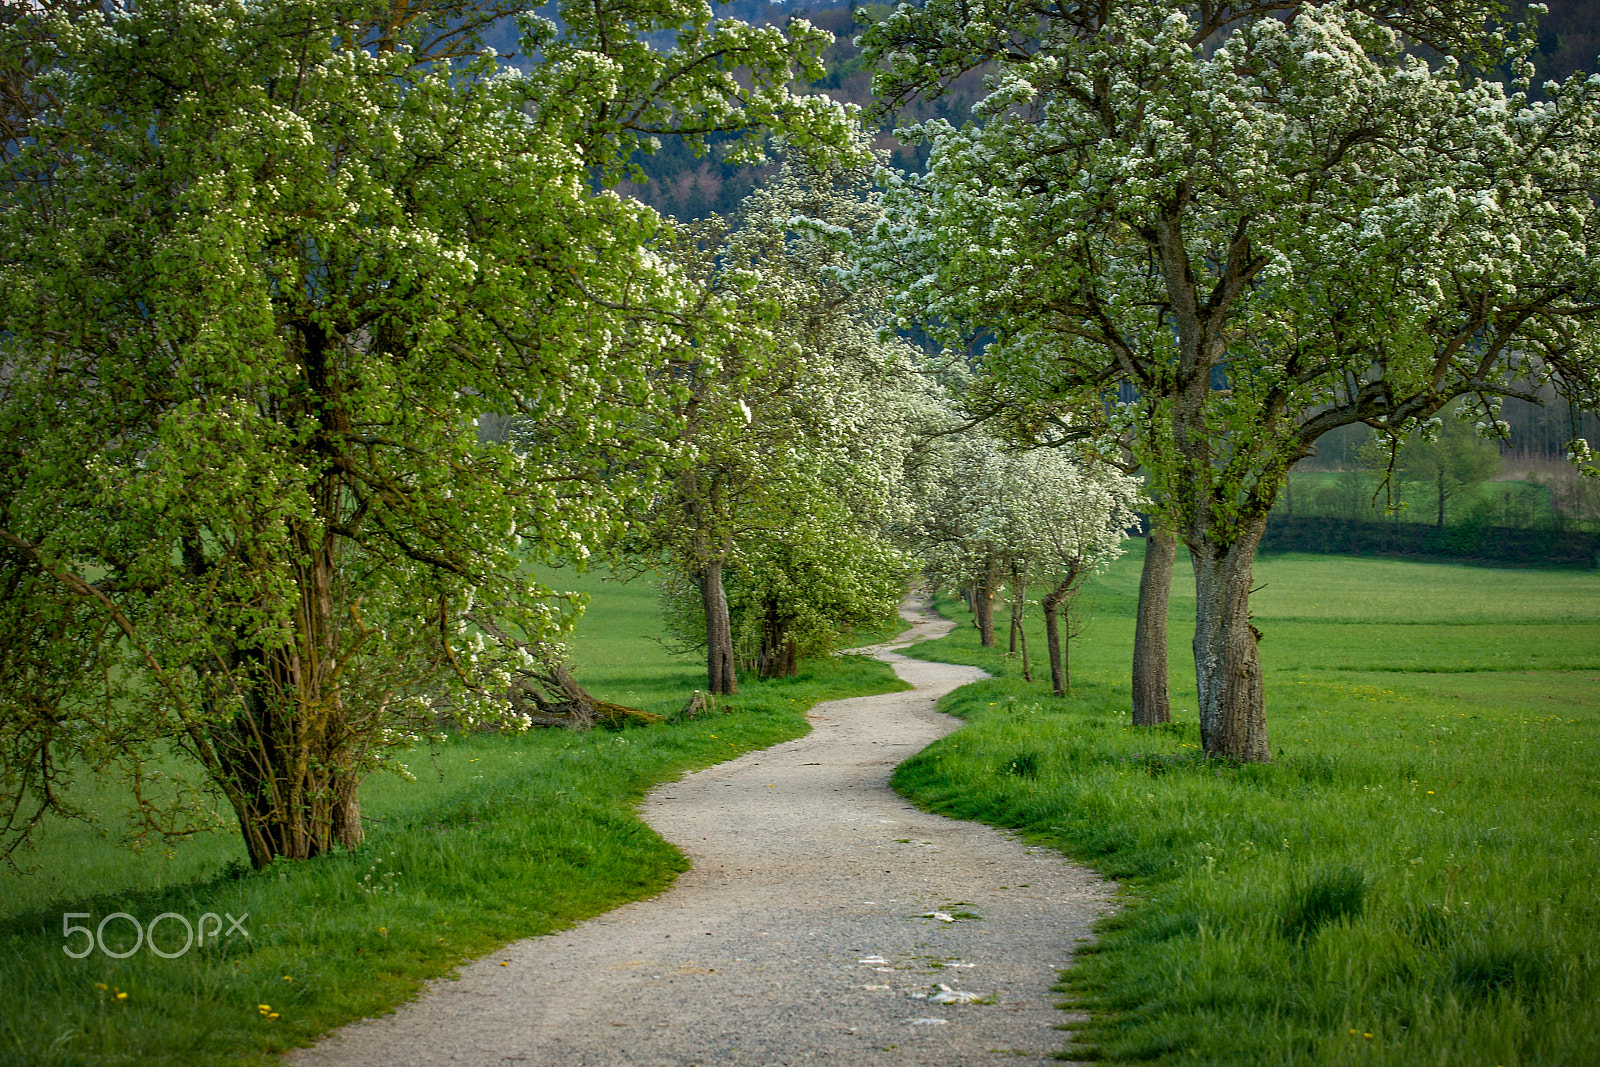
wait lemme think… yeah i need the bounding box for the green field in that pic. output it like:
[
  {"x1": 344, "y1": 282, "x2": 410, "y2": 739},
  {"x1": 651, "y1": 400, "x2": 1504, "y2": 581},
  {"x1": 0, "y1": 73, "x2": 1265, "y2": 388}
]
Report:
[
  {"x1": 898, "y1": 549, "x2": 1600, "y2": 1065},
  {"x1": 0, "y1": 569, "x2": 908, "y2": 1066}
]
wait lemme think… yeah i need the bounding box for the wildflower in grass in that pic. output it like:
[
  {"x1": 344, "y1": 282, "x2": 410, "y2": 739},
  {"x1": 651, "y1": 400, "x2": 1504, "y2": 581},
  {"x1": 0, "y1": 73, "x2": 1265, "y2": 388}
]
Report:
[
  {"x1": 115, "y1": 991, "x2": 127, "y2": 1001},
  {"x1": 258, "y1": 1004, "x2": 271, "y2": 1015},
  {"x1": 94, "y1": 983, "x2": 106, "y2": 992}
]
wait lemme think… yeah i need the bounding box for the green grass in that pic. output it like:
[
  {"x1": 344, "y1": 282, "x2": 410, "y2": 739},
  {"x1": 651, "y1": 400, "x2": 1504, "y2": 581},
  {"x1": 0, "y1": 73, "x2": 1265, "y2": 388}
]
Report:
[
  {"x1": 0, "y1": 569, "x2": 909, "y2": 1066},
  {"x1": 897, "y1": 549, "x2": 1600, "y2": 1065}
]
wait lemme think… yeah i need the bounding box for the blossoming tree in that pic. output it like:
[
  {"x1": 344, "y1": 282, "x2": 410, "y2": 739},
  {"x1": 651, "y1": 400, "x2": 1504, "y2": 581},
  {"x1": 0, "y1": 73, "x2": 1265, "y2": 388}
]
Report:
[
  {"x1": 0, "y1": 0, "x2": 854, "y2": 866},
  {"x1": 907, "y1": 432, "x2": 1140, "y2": 689},
  {"x1": 862, "y1": 0, "x2": 1600, "y2": 759},
  {"x1": 637, "y1": 153, "x2": 935, "y2": 690}
]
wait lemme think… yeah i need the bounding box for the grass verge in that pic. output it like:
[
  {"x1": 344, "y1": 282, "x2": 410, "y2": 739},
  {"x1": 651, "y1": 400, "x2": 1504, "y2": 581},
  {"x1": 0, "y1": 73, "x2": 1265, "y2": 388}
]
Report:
[
  {"x1": 0, "y1": 571, "x2": 909, "y2": 1066},
  {"x1": 896, "y1": 548, "x2": 1600, "y2": 1065}
]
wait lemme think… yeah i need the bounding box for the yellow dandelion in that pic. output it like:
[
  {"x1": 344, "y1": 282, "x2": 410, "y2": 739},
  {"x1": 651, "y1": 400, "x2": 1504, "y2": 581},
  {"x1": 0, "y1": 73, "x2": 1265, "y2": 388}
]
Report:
[
  {"x1": 94, "y1": 983, "x2": 107, "y2": 992},
  {"x1": 115, "y1": 992, "x2": 127, "y2": 1001},
  {"x1": 268, "y1": 1013, "x2": 280, "y2": 1020},
  {"x1": 500, "y1": 961, "x2": 509, "y2": 967}
]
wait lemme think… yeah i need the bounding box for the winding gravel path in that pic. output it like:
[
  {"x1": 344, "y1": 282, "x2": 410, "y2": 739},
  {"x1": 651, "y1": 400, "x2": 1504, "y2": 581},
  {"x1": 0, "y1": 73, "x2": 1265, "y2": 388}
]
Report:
[{"x1": 291, "y1": 601, "x2": 1109, "y2": 1066}]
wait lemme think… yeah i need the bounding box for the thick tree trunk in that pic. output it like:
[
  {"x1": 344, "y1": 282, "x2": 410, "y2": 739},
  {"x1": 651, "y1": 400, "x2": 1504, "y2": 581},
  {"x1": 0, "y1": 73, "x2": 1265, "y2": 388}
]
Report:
[
  {"x1": 1190, "y1": 515, "x2": 1270, "y2": 761},
  {"x1": 331, "y1": 776, "x2": 363, "y2": 851},
  {"x1": 1132, "y1": 530, "x2": 1175, "y2": 726},
  {"x1": 700, "y1": 559, "x2": 737, "y2": 695},
  {"x1": 974, "y1": 565, "x2": 997, "y2": 648}
]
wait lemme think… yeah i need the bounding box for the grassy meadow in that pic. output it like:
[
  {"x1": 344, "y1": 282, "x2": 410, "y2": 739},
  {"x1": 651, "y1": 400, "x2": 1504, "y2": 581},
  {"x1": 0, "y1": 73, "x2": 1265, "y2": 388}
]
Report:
[
  {"x1": 0, "y1": 569, "x2": 908, "y2": 1066},
  {"x1": 897, "y1": 548, "x2": 1600, "y2": 1065}
]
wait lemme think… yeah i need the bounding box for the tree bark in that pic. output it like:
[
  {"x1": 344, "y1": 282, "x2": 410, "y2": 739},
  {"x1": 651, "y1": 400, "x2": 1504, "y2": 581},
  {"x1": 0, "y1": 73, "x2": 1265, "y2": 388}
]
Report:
[
  {"x1": 1042, "y1": 593, "x2": 1064, "y2": 696},
  {"x1": 1015, "y1": 594, "x2": 1032, "y2": 683},
  {"x1": 1040, "y1": 567, "x2": 1077, "y2": 697},
  {"x1": 331, "y1": 776, "x2": 363, "y2": 851},
  {"x1": 1190, "y1": 515, "x2": 1270, "y2": 761},
  {"x1": 974, "y1": 563, "x2": 998, "y2": 647},
  {"x1": 1132, "y1": 529, "x2": 1175, "y2": 725},
  {"x1": 700, "y1": 559, "x2": 737, "y2": 695}
]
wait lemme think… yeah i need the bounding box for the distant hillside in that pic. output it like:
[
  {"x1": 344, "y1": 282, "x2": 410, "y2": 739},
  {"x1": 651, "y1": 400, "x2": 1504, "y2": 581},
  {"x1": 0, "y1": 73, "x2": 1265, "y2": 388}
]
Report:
[
  {"x1": 623, "y1": 1, "x2": 988, "y2": 220},
  {"x1": 1523, "y1": 0, "x2": 1599, "y2": 84}
]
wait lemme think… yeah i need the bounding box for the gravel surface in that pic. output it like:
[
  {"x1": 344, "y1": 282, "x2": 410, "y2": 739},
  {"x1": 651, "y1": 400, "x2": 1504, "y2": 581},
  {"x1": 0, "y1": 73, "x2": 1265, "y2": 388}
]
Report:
[{"x1": 289, "y1": 601, "x2": 1111, "y2": 1066}]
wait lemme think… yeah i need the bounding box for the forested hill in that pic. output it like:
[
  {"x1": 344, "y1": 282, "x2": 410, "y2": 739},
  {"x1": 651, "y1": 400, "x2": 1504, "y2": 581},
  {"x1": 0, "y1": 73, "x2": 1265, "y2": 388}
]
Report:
[
  {"x1": 622, "y1": 1, "x2": 987, "y2": 220},
  {"x1": 1522, "y1": 0, "x2": 1599, "y2": 86}
]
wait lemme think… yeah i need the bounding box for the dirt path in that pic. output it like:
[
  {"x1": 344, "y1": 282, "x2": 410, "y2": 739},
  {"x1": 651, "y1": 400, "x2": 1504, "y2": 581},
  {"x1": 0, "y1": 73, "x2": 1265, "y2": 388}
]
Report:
[{"x1": 290, "y1": 601, "x2": 1109, "y2": 1066}]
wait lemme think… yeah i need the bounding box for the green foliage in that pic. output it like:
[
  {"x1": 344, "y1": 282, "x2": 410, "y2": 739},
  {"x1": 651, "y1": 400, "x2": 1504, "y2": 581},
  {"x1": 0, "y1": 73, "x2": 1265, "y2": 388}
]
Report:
[
  {"x1": 896, "y1": 549, "x2": 1600, "y2": 1064},
  {"x1": 0, "y1": 0, "x2": 857, "y2": 866},
  {"x1": 0, "y1": 569, "x2": 909, "y2": 1064},
  {"x1": 633, "y1": 153, "x2": 932, "y2": 683}
]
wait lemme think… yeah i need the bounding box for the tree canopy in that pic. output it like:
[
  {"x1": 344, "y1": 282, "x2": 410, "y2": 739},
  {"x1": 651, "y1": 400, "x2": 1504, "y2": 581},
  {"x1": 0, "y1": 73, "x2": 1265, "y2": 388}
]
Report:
[
  {"x1": 861, "y1": 0, "x2": 1600, "y2": 758},
  {"x1": 0, "y1": 0, "x2": 856, "y2": 865}
]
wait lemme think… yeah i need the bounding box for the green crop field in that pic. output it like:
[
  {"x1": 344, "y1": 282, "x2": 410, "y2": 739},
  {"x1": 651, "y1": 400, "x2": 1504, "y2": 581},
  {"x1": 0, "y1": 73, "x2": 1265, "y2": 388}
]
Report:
[
  {"x1": 0, "y1": 568, "x2": 907, "y2": 1066},
  {"x1": 898, "y1": 549, "x2": 1600, "y2": 1065}
]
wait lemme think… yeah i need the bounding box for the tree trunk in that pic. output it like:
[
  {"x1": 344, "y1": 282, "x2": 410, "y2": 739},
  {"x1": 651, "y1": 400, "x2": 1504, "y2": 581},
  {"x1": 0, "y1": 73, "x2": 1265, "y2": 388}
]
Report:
[
  {"x1": 331, "y1": 776, "x2": 363, "y2": 851},
  {"x1": 700, "y1": 559, "x2": 737, "y2": 695},
  {"x1": 974, "y1": 564, "x2": 997, "y2": 647},
  {"x1": 1132, "y1": 529, "x2": 1175, "y2": 726},
  {"x1": 1190, "y1": 515, "x2": 1270, "y2": 761},
  {"x1": 1040, "y1": 571, "x2": 1077, "y2": 697},
  {"x1": 1042, "y1": 594, "x2": 1063, "y2": 696},
  {"x1": 1015, "y1": 594, "x2": 1032, "y2": 683}
]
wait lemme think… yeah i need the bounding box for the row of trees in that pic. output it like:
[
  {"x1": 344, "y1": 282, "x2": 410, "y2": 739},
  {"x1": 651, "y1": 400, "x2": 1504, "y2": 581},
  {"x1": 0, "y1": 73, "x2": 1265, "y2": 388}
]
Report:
[
  {"x1": 907, "y1": 434, "x2": 1141, "y2": 696},
  {"x1": 6, "y1": 0, "x2": 1599, "y2": 872},
  {"x1": 859, "y1": 0, "x2": 1600, "y2": 760},
  {"x1": 633, "y1": 158, "x2": 1144, "y2": 699},
  {"x1": 0, "y1": 0, "x2": 1143, "y2": 870},
  {"x1": 0, "y1": 0, "x2": 863, "y2": 867}
]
